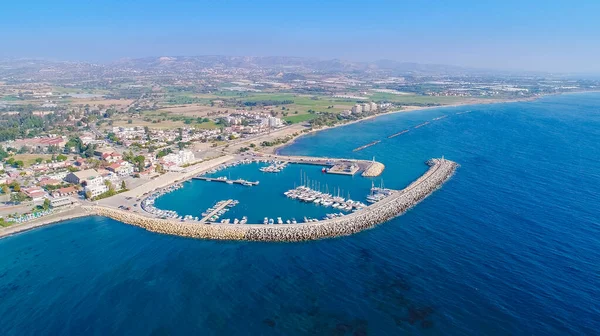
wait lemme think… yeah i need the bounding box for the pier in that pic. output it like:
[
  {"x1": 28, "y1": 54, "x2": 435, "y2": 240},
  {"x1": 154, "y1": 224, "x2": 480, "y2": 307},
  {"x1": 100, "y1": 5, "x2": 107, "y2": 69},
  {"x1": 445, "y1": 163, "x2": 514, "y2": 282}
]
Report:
[
  {"x1": 199, "y1": 199, "x2": 233, "y2": 223},
  {"x1": 84, "y1": 158, "x2": 457, "y2": 242},
  {"x1": 258, "y1": 153, "x2": 386, "y2": 177},
  {"x1": 192, "y1": 176, "x2": 259, "y2": 186}
]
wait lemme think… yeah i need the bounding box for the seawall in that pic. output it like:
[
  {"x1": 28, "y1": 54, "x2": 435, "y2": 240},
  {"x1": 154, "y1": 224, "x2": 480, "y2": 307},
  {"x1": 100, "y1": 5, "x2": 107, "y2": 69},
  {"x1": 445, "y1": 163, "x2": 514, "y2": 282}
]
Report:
[{"x1": 83, "y1": 158, "x2": 457, "y2": 242}]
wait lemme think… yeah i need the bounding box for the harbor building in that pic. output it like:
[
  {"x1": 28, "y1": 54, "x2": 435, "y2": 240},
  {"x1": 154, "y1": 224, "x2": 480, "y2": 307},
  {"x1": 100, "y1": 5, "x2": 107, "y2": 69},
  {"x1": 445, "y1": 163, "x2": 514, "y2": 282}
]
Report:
[
  {"x1": 50, "y1": 196, "x2": 74, "y2": 208},
  {"x1": 84, "y1": 184, "x2": 108, "y2": 198}
]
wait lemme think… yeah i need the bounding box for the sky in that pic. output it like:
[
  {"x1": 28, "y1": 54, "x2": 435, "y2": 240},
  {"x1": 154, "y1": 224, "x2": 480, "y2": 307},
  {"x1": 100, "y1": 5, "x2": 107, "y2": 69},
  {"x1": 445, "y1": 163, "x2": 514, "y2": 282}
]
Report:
[{"x1": 1, "y1": 0, "x2": 599, "y2": 73}]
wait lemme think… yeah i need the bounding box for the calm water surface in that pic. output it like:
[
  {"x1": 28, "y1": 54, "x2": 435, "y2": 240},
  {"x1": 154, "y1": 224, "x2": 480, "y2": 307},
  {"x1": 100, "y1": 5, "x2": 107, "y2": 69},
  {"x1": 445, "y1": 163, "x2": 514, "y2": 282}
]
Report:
[{"x1": 1, "y1": 93, "x2": 599, "y2": 335}]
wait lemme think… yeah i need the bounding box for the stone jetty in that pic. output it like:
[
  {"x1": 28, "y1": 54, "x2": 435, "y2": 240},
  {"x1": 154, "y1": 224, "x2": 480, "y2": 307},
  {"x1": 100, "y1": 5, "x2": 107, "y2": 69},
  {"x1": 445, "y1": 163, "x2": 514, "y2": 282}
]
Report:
[
  {"x1": 362, "y1": 161, "x2": 385, "y2": 177},
  {"x1": 82, "y1": 158, "x2": 457, "y2": 242}
]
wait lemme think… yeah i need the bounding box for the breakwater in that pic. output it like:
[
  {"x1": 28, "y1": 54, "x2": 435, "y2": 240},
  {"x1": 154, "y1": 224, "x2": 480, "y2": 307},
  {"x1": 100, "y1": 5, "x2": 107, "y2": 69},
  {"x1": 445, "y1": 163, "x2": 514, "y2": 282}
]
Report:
[
  {"x1": 352, "y1": 140, "x2": 381, "y2": 152},
  {"x1": 388, "y1": 129, "x2": 409, "y2": 138},
  {"x1": 82, "y1": 158, "x2": 457, "y2": 242}
]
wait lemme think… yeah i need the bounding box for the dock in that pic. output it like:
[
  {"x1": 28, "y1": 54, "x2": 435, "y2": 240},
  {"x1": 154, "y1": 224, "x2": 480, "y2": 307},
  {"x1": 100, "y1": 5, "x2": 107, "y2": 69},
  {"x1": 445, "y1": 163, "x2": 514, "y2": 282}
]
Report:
[
  {"x1": 192, "y1": 176, "x2": 259, "y2": 186},
  {"x1": 327, "y1": 163, "x2": 360, "y2": 175},
  {"x1": 199, "y1": 199, "x2": 233, "y2": 223}
]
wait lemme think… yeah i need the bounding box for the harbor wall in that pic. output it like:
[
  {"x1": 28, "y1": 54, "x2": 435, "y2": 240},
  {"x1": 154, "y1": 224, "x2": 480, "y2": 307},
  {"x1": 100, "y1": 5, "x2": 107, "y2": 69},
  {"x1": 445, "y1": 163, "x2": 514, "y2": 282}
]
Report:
[{"x1": 83, "y1": 158, "x2": 458, "y2": 242}]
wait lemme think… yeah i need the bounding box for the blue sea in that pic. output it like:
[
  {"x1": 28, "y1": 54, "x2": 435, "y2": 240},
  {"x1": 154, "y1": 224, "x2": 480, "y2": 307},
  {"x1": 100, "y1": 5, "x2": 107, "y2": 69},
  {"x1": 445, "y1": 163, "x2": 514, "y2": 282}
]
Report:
[{"x1": 1, "y1": 93, "x2": 599, "y2": 335}]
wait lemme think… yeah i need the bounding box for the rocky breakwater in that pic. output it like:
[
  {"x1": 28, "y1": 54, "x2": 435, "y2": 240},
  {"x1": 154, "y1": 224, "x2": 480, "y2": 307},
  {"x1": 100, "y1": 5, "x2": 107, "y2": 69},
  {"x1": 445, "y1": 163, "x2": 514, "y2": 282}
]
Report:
[
  {"x1": 83, "y1": 158, "x2": 456, "y2": 242},
  {"x1": 245, "y1": 158, "x2": 457, "y2": 241},
  {"x1": 362, "y1": 161, "x2": 385, "y2": 177},
  {"x1": 82, "y1": 206, "x2": 250, "y2": 240}
]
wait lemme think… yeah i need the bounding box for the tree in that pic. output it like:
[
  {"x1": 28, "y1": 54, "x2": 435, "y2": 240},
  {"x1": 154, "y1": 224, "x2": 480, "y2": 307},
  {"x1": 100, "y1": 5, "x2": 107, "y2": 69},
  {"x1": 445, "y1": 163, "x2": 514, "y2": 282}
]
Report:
[
  {"x1": 1, "y1": 185, "x2": 9, "y2": 194},
  {"x1": 85, "y1": 191, "x2": 92, "y2": 199},
  {"x1": 0, "y1": 147, "x2": 9, "y2": 160},
  {"x1": 42, "y1": 198, "x2": 51, "y2": 210},
  {"x1": 10, "y1": 192, "x2": 29, "y2": 204},
  {"x1": 56, "y1": 154, "x2": 68, "y2": 162},
  {"x1": 121, "y1": 181, "x2": 126, "y2": 190},
  {"x1": 133, "y1": 155, "x2": 145, "y2": 172}
]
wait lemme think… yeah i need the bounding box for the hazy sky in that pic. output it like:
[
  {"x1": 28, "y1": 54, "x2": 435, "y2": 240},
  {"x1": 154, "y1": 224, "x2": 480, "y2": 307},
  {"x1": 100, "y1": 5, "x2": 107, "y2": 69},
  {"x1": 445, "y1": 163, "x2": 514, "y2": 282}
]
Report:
[{"x1": 1, "y1": 0, "x2": 599, "y2": 72}]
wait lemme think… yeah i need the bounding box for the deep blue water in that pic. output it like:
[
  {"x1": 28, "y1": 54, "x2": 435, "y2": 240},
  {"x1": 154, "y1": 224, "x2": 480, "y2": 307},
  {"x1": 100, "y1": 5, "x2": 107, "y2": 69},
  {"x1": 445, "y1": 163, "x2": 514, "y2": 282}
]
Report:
[{"x1": 1, "y1": 93, "x2": 599, "y2": 335}]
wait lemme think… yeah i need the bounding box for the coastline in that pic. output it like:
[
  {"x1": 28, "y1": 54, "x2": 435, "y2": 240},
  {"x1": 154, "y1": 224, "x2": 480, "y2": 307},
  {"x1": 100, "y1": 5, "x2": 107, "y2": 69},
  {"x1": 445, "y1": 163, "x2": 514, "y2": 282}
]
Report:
[
  {"x1": 0, "y1": 206, "x2": 89, "y2": 240},
  {"x1": 269, "y1": 95, "x2": 542, "y2": 155},
  {"x1": 0, "y1": 93, "x2": 567, "y2": 240}
]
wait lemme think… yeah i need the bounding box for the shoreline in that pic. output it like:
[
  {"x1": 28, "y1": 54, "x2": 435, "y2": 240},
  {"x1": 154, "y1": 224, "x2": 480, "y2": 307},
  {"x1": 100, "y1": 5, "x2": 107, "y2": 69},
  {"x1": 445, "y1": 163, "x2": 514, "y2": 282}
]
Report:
[
  {"x1": 0, "y1": 207, "x2": 90, "y2": 240},
  {"x1": 0, "y1": 158, "x2": 456, "y2": 242},
  {"x1": 270, "y1": 95, "x2": 542, "y2": 155},
  {"x1": 0, "y1": 92, "x2": 582, "y2": 240}
]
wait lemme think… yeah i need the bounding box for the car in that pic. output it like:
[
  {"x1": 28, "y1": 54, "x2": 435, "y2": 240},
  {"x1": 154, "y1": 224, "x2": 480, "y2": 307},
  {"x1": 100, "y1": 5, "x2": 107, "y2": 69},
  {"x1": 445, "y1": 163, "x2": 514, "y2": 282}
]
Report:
[{"x1": 133, "y1": 203, "x2": 138, "y2": 207}]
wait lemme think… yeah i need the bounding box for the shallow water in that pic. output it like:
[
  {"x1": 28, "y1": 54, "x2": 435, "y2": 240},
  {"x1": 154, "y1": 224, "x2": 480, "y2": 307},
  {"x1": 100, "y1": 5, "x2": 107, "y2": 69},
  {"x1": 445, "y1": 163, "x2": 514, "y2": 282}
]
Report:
[{"x1": 1, "y1": 93, "x2": 599, "y2": 335}]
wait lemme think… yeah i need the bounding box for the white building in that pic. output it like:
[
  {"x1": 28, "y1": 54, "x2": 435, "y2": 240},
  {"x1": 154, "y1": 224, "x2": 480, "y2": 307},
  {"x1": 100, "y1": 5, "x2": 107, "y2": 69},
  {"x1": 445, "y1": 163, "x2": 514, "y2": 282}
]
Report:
[
  {"x1": 362, "y1": 103, "x2": 371, "y2": 112},
  {"x1": 369, "y1": 102, "x2": 378, "y2": 111},
  {"x1": 162, "y1": 150, "x2": 195, "y2": 166},
  {"x1": 351, "y1": 104, "x2": 363, "y2": 114},
  {"x1": 84, "y1": 184, "x2": 108, "y2": 198},
  {"x1": 268, "y1": 117, "x2": 283, "y2": 128}
]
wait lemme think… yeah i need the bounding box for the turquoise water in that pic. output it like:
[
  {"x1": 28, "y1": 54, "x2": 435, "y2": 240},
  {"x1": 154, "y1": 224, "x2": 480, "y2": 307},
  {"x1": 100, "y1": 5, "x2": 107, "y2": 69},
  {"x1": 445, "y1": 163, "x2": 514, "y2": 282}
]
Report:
[
  {"x1": 155, "y1": 162, "x2": 376, "y2": 223},
  {"x1": 1, "y1": 93, "x2": 599, "y2": 335}
]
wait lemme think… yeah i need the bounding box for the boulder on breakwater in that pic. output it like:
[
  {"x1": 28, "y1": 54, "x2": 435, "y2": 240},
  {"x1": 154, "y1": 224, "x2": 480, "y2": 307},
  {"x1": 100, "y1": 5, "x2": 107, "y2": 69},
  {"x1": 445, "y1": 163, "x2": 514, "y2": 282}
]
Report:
[{"x1": 362, "y1": 162, "x2": 385, "y2": 177}]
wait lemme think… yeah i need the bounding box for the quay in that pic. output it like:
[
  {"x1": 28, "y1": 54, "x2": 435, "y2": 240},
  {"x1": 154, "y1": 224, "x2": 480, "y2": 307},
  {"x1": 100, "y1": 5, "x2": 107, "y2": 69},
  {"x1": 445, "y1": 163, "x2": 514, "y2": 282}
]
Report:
[
  {"x1": 199, "y1": 199, "x2": 233, "y2": 223},
  {"x1": 388, "y1": 129, "x2": 409, "y2": 138},
  {"x1": 353, "y1": 140, "x2": 381, "y2": 152},
  {"x1": 258, "y1": 153, "x2": 386, "y2": 177},
  {"x1": 192, "y1": 176, "x2": 259, "y2": 186},
  {"x1": 327, "y1": 163, "x2": 360, "y2": 175},
  {"x1": 81, "y1": 158, "x2": 458, "y2": 242}
]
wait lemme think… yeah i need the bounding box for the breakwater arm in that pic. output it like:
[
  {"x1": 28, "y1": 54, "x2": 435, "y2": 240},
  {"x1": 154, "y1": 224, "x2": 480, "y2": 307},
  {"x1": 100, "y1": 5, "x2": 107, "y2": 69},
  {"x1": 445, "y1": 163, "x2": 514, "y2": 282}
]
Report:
[{"x1": 82, "y1": 158, "x2": 457, "y2": 242}]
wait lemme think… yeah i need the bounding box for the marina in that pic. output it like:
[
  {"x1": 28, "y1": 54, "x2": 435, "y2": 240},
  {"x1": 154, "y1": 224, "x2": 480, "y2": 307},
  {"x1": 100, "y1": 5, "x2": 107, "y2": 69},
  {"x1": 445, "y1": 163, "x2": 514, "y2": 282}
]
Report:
[{"x1": 85, "y1": 157, "x2": 458, "y2": 241}]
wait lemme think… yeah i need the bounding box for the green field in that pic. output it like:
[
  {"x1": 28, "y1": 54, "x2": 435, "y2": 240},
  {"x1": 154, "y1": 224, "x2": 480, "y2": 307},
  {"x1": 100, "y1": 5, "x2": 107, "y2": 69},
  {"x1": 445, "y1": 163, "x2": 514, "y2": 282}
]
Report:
[
  {"x1": 368, "y1": 92, "x2": 473, "y2": 105},
  {"x1": 234, "y1": 93, "x2": 355, "y2": 115},
  {"x1": 283, "y1": 113, "x2": 318, "y2": 123}
]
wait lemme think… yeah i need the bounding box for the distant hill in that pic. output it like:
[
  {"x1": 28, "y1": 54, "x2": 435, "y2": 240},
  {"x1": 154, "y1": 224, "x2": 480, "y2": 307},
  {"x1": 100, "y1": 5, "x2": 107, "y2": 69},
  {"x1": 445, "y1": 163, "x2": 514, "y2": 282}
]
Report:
[{"x1": 0, "y1": 55, "x2": 549, "y2": 82}]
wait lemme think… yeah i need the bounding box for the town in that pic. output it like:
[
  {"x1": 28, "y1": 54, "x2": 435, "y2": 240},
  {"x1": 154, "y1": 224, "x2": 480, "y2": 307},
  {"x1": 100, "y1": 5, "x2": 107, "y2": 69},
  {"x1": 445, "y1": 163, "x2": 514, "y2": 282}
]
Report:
[{"x1": 0, "y1": 56, "x2": 597, "y2": 227}]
